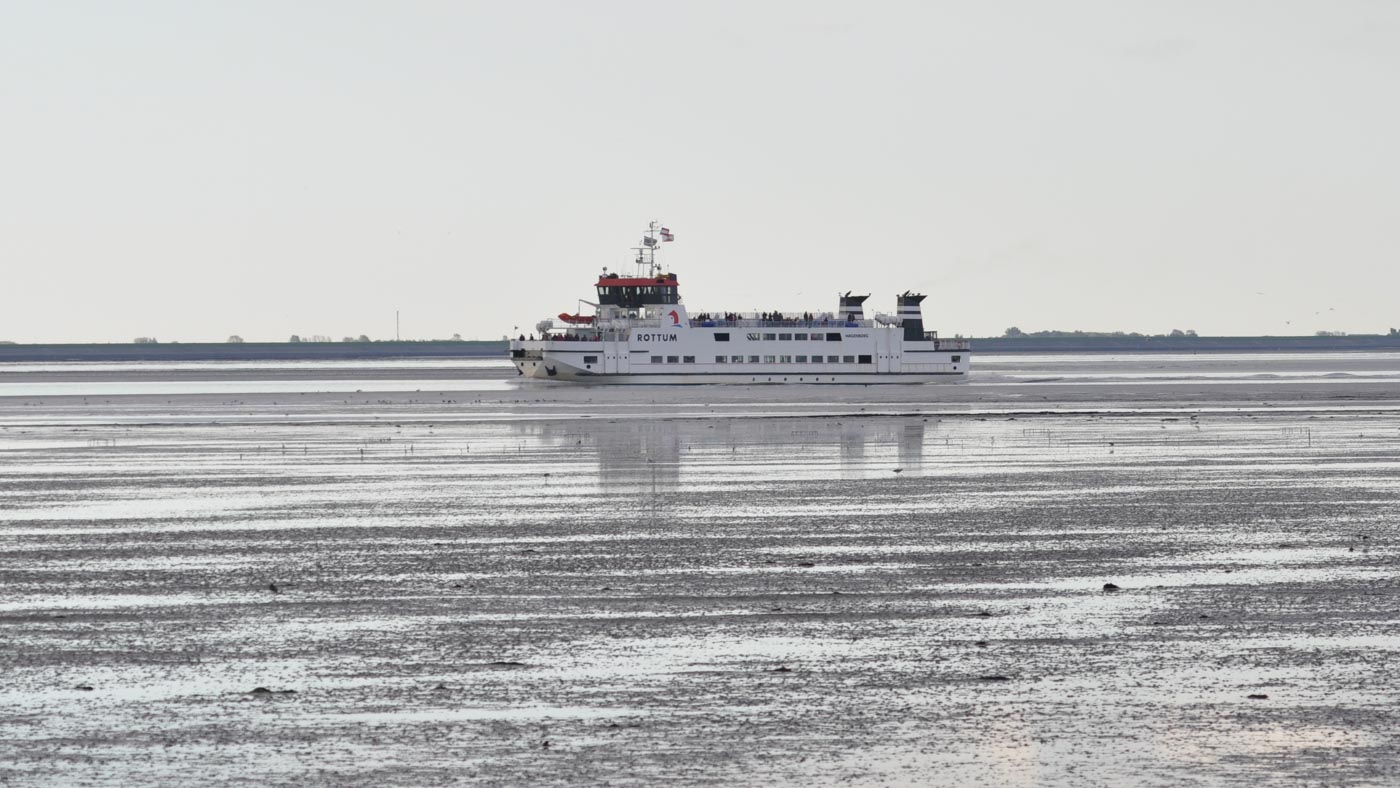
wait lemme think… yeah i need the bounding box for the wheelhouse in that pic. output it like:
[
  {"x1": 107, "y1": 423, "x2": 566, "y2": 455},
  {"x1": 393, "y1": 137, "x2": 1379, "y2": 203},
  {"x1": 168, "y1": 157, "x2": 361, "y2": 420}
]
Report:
[{"x1": 596, "y1": 274, "x2": 680, "y2": 309}]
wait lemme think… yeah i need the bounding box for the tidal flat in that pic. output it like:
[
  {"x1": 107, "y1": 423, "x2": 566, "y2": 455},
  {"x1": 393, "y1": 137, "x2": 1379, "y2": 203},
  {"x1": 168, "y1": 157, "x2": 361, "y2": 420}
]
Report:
[{"x1": 2, "y1": 353, "x2": 1399, "y2": 786}]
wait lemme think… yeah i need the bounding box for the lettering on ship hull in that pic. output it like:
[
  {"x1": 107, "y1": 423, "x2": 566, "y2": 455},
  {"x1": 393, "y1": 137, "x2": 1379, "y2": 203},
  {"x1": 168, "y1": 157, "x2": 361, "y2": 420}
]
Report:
[{"x1": 634, "y1": 333, "x2": 679, "y2": 342}]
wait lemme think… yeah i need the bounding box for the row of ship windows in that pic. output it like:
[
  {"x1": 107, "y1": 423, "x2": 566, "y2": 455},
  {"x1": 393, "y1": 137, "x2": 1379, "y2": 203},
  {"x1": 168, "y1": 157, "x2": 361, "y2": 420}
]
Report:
[
  {"x1": 583, "y1": 354, "x2": 962, "y2": 365},
  {"x1": 650, "y1": 355, "x2": 875, "y2": 364},
  {"x1": 713, "y1": 332, "x2": 842, "y2": 342}
]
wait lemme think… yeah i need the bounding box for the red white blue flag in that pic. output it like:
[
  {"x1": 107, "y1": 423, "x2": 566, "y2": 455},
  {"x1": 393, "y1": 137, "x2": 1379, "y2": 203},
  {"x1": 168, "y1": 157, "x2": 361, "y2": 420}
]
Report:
[{"x1": 660, "y1": 227, "x2": 674, "y2": 242}]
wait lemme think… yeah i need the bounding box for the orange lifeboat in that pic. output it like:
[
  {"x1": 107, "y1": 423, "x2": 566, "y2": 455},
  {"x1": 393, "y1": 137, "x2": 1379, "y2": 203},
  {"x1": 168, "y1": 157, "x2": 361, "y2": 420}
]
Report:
[{"x1": 557, "y1": 312, "x2": 595, "y2": 325}]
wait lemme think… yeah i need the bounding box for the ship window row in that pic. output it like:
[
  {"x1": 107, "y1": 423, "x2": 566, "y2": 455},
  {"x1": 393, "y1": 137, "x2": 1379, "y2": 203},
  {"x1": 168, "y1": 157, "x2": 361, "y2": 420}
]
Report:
[
  {"x1": 733, "y1": 333, "x2": 840, "y2": 342},
  {"x1": 645, "y1": 353, "x2": 876, "y2": 365},
  {"x1": 694, "y1": 355, "x2": 874, "y2": 364},
  {"x1": 598, "y1": 286, "x2": 672, "y2": 296}
]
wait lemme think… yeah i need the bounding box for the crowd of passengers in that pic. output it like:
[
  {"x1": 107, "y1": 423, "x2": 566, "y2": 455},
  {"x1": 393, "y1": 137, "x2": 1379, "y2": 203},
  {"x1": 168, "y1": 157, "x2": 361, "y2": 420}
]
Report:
[
  {"x1": 692, "y1": 311, "x2": 838, "y2": 324},
  {"x1": 520, "y1": 309, "x2": 860, "y2": 342}
]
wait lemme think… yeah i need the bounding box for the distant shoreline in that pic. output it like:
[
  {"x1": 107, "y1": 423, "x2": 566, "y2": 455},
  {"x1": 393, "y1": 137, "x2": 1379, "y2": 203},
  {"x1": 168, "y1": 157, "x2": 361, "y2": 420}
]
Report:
[
  {"x1": 972, "y1": 334, "x2": 1400, "y2": 353},
  {"x1": 0, "y1": 341, "x2": 503, "y2": 363},
  {"x1": 1, "y1": 335, "x2": 1398, "y2": 362}
]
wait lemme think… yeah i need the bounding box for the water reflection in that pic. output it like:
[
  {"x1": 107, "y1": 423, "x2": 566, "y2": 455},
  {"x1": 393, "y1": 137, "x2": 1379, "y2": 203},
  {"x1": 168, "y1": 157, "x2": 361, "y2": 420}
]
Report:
[
  {"x1": 521, "y1": 416, "x2": 933, "y2": 493},
  {"x1": 900, "y1": 421, "x2": 926, "y2": 468}
]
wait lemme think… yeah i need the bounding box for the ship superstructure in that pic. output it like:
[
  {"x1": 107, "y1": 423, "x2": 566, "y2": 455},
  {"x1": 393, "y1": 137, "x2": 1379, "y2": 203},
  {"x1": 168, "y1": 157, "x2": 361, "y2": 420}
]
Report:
[{"x1": 509, "y1": 222, "x2": 969, "y2": 384}]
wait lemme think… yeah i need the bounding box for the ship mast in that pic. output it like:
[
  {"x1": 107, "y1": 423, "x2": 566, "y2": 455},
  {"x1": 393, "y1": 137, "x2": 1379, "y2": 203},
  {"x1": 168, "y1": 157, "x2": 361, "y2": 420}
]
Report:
[{"x1": 632, "y1": 220, "x2": 663, "y2": 278}]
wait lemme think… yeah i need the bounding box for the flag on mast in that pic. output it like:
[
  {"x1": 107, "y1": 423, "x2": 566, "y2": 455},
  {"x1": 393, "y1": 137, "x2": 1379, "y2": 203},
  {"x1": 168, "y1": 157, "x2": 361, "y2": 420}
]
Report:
[{"x1": 660, "y1": 227, "x2": 674, "y2": 242}]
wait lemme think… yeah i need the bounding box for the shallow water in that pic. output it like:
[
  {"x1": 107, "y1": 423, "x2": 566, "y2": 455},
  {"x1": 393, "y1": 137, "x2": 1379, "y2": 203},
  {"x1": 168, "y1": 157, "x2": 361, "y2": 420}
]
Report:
[
  {"x1": 5, "y1": 351, "x2": 1400, "y2": 396},
  {"x1": 2, "y1": 352, "x2": 1399, "y2": 786}
]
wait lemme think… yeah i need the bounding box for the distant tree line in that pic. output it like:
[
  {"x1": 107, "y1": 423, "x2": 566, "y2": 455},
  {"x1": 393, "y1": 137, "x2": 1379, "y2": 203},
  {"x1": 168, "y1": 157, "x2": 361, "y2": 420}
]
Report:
[
  {"x1": 286, "y1": 334, "x2": 467, "y2": 343},
  {"x1": 1004, "y1": 327, "x2": 1400, "y2": 339},
  {"x1": 1003, "y1": 327, "x2": 1198, "y2": 339}
]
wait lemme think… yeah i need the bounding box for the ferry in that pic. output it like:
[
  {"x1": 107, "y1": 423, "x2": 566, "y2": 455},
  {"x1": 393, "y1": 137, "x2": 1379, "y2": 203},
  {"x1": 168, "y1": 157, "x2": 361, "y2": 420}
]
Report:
[{"x1": 509, "y1": 222, "x2": 970, "y2": 384}]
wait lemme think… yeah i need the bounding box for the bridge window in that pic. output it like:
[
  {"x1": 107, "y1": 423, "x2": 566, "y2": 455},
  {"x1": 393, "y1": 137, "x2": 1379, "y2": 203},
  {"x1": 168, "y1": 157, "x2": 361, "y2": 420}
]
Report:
[
  {"x1": 651, "y1": 356, "x2": 662, "y2": 364},
  {"x1": 715, "y1": 333, "x2": 730, "y2": 341},
  {"x1": 858, "y1": 355, "x2": 872, "y2": 364}
]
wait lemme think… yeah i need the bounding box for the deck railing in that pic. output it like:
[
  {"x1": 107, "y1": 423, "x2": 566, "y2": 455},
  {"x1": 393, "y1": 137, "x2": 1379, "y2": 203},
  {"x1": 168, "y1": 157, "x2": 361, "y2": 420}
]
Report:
[
  {"x1": 688, "y1": 318, "x2": 869, "y2": 329},
  {"x1": 529, "y1": 322, "x2": 973, "y2": 349}
]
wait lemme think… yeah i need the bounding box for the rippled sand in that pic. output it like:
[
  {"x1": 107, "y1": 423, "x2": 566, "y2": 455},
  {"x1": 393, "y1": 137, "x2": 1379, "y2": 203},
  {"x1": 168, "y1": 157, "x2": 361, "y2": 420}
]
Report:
[{"x1": 2, "y1": 354, "x2": 1399, "y2": 786}]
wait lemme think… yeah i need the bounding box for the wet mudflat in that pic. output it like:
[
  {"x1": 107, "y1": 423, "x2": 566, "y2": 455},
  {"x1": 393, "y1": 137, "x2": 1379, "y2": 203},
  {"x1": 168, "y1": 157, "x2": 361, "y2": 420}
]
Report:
[{"x1": 2, "y1": 354, "x2": 1400, "y2": 786}]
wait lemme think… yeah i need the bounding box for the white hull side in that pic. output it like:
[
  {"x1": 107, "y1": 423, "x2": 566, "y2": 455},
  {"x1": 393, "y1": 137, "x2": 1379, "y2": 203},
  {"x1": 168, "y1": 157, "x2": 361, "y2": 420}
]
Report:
[
  {"x1": 511, "y1": 320, "x2": 970, "y2": 384},
  {"x1": 514, "y1": 359, "x2": 966, "y2": 384}
]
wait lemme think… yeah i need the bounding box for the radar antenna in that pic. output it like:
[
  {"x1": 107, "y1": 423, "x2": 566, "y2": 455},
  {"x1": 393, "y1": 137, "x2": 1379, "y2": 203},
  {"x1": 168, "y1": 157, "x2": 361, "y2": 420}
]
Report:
[{"x1": 631, "y1": 220, "x2": 671, "y2": 278}]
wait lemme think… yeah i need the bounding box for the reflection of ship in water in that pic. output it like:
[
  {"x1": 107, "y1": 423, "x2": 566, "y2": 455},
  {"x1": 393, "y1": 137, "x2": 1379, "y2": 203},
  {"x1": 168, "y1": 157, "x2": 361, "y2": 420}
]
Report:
[
  {"x1": 521, "y1": 416, "x2": 934, "y2": 498},
  {"x1": 521, "y1": 419, "x2": 685, "y2": 490},
  {"x1": 899, "y1": 421, "x2": 926, "y2": 469}
]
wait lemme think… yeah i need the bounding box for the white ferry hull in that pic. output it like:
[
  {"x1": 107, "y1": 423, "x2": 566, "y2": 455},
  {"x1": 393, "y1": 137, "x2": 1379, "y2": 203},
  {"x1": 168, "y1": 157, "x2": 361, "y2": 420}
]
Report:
[
  {"x1": 515, "y1": 363, "x2": 965, "y2": 385},
  {"x1": 512, "y1": 334, "x2": 969, "y2": 384}
]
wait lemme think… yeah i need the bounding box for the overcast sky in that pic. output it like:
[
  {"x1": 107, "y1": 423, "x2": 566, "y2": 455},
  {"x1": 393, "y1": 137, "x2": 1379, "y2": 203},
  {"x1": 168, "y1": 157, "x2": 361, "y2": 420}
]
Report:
[{"x1": 3, "y1": 1, "x2": 1398, "y2": 342}]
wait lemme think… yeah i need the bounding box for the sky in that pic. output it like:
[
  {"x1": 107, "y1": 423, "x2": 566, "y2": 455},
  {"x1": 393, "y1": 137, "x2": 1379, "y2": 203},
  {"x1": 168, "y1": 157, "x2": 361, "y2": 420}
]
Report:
[{"x1": 2, "y1": 1, "x2": 1398, "y2": 343}]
